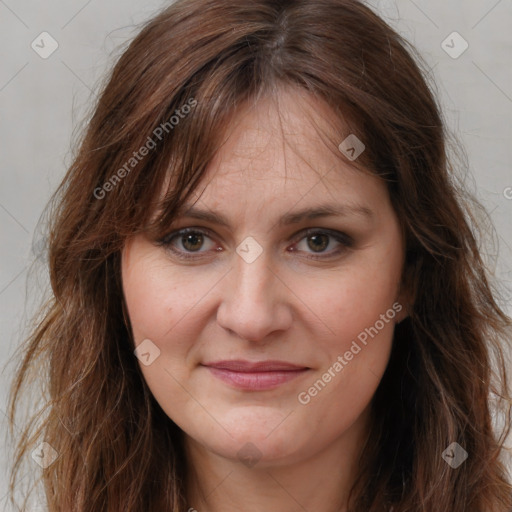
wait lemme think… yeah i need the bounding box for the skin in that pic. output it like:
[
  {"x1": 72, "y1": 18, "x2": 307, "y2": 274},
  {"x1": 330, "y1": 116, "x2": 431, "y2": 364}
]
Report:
[{"x1": 121, "y1": 86, "x2": 408, "y2": 512}]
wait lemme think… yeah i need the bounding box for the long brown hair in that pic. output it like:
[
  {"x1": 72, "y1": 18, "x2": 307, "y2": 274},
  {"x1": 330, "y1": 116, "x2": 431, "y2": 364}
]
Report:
[{"x1": 7, "y1": 0, "x2": 512, "y2": 510}]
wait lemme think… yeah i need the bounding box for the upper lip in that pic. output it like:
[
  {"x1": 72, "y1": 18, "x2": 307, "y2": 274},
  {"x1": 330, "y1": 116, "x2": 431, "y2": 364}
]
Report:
[{"x1": 202, "y1": 360, "x2": 309, "y2": 372}]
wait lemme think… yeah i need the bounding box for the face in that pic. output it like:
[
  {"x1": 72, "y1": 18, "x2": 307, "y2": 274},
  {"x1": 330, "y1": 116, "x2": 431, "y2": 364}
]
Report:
[{"x1": 121, "y1": 87, "x2": 407, "y2": 468}]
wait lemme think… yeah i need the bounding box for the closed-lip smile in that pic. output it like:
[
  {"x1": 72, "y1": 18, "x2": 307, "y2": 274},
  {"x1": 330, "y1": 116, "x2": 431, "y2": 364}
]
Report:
[{"x1": 201, "y1": 360, "x2": 310, "y2": 390}]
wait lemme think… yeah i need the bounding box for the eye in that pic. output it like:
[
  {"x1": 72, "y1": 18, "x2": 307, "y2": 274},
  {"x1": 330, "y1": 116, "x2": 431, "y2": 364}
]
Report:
[
  {"x1": 289, "y1": 228, "x2": 354, "y2": 260},
  {"x1": 158, "y1": 227, "x2": 354, "y2": 261},
  {"x1": 159, "y1": 228, "x2": 219, "y2": 259}
]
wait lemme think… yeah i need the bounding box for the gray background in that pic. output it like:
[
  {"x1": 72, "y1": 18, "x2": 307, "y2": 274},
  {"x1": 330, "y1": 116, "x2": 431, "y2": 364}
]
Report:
[{"x1": 0, "y1": 0, "x2": 511, "y2": 509}]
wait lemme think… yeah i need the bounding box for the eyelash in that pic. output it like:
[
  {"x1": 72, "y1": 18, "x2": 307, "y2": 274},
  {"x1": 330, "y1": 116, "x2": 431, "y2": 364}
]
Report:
[{"x1": 158, "y1": 227, "x2": 354, "y2": 261}]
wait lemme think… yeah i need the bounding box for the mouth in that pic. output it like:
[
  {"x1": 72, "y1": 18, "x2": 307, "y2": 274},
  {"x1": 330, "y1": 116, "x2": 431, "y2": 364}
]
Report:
[{"x1": 201, "y1": 360, "x2": 310, "y2": 391}]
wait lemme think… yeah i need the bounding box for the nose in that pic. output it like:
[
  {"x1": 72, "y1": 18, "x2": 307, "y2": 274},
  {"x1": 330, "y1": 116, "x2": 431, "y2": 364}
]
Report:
[{"x1": 216, "y1": 249, "x2": 293, "y2": 343}]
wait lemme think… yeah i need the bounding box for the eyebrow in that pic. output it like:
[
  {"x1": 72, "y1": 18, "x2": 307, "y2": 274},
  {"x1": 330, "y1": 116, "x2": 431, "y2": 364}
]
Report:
[{"x1": 177, "y1": 202, "x2": 374, "y2": 228}]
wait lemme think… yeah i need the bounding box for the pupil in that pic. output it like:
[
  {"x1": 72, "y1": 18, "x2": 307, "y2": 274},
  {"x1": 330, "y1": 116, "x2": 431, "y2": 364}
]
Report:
[
  {"x1": 183, "y1": 233, "x2": 203, "y2": 251},
  {"x1": 308, "y1": 234, "x2": 328, "y2": 252}
]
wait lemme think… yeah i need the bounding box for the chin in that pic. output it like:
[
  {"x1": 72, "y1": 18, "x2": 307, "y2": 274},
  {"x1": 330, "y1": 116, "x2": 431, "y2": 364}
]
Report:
[{"x1": 189, "y1": 418, "x2": 308, "y2": 468}]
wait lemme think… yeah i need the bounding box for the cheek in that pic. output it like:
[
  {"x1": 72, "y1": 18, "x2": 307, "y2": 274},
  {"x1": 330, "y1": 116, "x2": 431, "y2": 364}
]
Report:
[
  {"x1": 121, "y1": 249, "x2": 224, "y2": 408},
  {"x1": 300, "y1": 259, "x2": 401, "y2": 348},
  {"x1": 293, "y1": 242, "x2": 402, "y2": 401},
  {"x1": 295, "y1": 271, "x2": 397, "y2": 429},
  {"x1": 121, "y1": 253, "x2": 202, "y2": 424},
  {"x1": 123, "y1": 252, "x2": 212, "y2": 344}
]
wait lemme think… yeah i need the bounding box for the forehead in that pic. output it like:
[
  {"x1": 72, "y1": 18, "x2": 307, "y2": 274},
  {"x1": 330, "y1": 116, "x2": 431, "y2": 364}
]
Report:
[
  {"x1": 186, "y1": 86, "x2": 384, "y2": 211},
  {"x1": 205, "y1": 86, "x2": 346, "y2": 182}
]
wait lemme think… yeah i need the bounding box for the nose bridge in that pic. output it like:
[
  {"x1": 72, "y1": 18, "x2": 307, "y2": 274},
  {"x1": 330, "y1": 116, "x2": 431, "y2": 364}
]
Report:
[
  {"x1": 234, "y1": 251, "x2": 272, "y2": 304},
  {"x1": 216, "y1": 247, "x2": 289, "y2": 342}
]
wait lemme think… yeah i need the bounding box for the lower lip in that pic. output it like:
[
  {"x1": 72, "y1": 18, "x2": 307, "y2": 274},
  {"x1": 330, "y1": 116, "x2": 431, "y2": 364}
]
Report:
[{"x1": 205, "y1": 367, "x2": 309, "y2": 390}]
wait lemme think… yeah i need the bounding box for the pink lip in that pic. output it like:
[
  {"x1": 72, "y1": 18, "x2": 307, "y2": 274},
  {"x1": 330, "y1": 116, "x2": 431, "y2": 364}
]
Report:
[{"x1": 202, "y1": 360, "x2": 310, "y2": 391}]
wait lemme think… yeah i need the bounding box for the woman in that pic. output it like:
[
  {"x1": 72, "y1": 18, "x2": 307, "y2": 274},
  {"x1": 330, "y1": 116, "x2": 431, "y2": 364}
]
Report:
[{"x1": 7, "y1": 0, "x2": 512, "y2": 510}]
